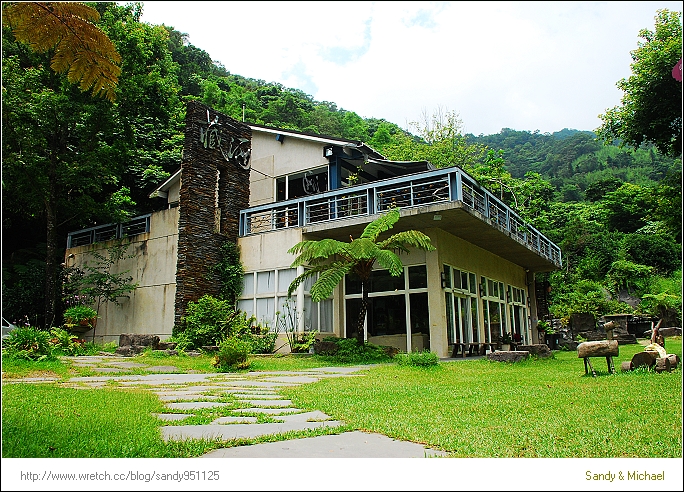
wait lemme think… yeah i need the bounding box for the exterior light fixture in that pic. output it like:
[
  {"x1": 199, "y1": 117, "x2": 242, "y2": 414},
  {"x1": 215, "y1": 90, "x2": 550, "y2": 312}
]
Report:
[
  {"x1": 440, "y1": 271, "x2": 446, "y2": 288},
  {"x1": 324, "y1": 146, "x2": 334, "y2": 157}
]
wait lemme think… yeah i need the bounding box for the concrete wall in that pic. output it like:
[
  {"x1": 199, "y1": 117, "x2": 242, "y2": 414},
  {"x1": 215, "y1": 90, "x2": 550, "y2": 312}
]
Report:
[
  {"x1": 67, "y1": 207, "x2": 179, "y2": 343},
  {"x1": 248, "y1": 130, "x2": 330, "y2": 206}
]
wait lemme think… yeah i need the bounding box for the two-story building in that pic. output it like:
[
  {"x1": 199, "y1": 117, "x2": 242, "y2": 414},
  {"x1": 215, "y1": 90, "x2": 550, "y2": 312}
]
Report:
[{"x1": 64, "y1": 102, "x2": 561, "y2": 357}]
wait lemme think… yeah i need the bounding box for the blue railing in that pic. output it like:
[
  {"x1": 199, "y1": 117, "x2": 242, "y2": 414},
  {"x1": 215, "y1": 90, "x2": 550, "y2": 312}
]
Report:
[
  {"x1": 239, "y1": 166, "x2": 562, "y2": 267},
  {"x1": 67, "y1": 214, "x2": 151, "y2": 248}
]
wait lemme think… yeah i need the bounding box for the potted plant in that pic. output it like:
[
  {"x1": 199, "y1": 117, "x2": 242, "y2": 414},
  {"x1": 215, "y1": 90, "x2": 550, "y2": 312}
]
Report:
[
  {"x1": 63, "y1": 305, "x2": 99, "y2": 334},
  {"x1": 500, "y1": 331, "x2": 513, "y2": 351}
]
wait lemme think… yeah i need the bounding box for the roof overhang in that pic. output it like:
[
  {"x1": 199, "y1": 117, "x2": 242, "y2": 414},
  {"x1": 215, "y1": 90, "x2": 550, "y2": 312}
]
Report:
[{"x1": 301, "y1": 202, "x2": 560, "y2": 273}]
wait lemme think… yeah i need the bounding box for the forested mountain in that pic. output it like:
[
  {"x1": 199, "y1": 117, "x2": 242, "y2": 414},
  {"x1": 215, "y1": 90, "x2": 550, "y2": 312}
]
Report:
[{"x1": 2, "y1": 2, "x2": 680, "y2": 329}]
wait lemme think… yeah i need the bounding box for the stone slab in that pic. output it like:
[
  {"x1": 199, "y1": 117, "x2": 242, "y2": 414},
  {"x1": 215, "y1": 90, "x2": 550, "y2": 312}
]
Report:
[
  {"x1": 102, "y1": 362, "x2": 148, "y2": 368},
  {"x1": 200, "y1": 431, "x2": 447, "y2": 458},
  {"x1": 161, "y1": 420, "x2": 342, "y2": 441},
  {"x1": 155, "y1": 413, "x2": 194, "y2": 421},
  {"x1": 211, "y1": 416, "x2": 258, "y2": 424},
  {"x1": 157, "y1": 394, "x2": 221, "y2": 401},
  {"x1": 278, "y1": 411, "x2": 332, "y2": 423},
  {"x1": 233, "y1": 408, "x2": 306, "y2": 415},
  {"x1": 237, "y1": 399, "x2": 293, "y2": 407},
  {"x1": 166, "y1": 402, "x2": 232, "y2": 410}
]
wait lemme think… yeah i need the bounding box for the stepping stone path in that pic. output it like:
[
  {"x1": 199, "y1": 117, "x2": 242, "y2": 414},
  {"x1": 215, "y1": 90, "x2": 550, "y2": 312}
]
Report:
[{"x1": 4, "y1": 355, "x2": 446, "y2": 458}]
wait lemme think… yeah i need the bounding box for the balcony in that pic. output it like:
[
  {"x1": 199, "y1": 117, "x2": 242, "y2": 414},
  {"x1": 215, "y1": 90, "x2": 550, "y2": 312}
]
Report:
[
  {"x1": 67, "y1": 214, "x2": 151, "y2": 248},
  {"x1": 239, "y1": 166, "x2": 562, "y2": 270}
]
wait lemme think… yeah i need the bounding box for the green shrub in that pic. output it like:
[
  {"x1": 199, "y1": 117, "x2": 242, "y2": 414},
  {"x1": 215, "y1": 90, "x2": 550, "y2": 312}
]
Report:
[
  {"x1": 213, "y1": 337, "x2": 251, "y2": 371},
  {"x1": 49, "y1": 327, "x2": 86, "y2": 356},
  {"x1": 63, "y1": 305, "x2": 98, "y2": 323},
  {"x1": 395, "y1": 350, "x2": 440, "y2": 367},
  {"x1": 2, "y1": 326, "x2": 55, "y2": 361},
  {"x1": 172, "y1": 295, "x2": 237, "y2": 350},
  {"x1": 328, "y1": 338, "x2": 392, "y2": 364}
]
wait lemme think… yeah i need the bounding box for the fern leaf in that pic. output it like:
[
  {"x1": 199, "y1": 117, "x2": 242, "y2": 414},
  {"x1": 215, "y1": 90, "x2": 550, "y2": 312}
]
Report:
[
  {"x1": 3, "y1": 2, "x2": 121, "y2": 102},
  {"x1": 344, "y1": 238, "x2": 379, "y2": 260},
  {"x1": 310, "y1": 262, "x2": 351, "y2": 302},
  {"x1": 379, "y1": 230, "x2": 436, "y2": 252},
  {"x1": 360, "y1": 207, "x2": 400, "y2": 240},
  {"x1": 374, "y1": 250, "x2": 404, "y2": 276},
  {"x1": 289, "y1": 239, "x2": 348, "y2": 266}
]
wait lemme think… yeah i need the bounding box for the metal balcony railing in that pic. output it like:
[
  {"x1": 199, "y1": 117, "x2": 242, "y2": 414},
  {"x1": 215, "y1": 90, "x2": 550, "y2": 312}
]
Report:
[
  {"x1": 67, "y1": 214, "x2": 151, "y2": 248},
  {"x1": 239, "y1": 166, "x2": 562, "y2": 267}
]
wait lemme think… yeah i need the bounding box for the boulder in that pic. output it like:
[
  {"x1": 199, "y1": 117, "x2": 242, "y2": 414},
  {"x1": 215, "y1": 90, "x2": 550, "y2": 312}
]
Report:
[
  {"x1": 516, "y1": 344, "x2": 552, "y2": 358},
  {"x1": 487, "y1": 351, "x2": 529, "y2": 363},
  {"x1": 118, "y1": 334, "x2": 160, "y2": 349}
]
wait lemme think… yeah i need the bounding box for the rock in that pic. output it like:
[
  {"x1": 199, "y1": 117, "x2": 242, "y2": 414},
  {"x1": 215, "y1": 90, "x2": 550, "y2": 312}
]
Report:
[
  {"x1": 558, "y1": 340, "x2": 579, "y2": 351},
  {"x1": 202, "y1": 345, "x2": 219, "y2": 352},
  {"x1": 185, "y1": 351, "x2": 202, "y2": 357},
  {"x1": 152, "y1": 349, "x2": 178, "y2": 356},
  {"x1": 516, "y1": 344, "x2": 552, "y2": 358},
  {"x1": 118, "y1": 334, "x2": 160, "y2": 350},
  {"x1": 158, "y1": 342, "x2": 177, "y2": 350},
  {"x1": 644, "y1": 327, "x2": 681, "y2": 338},
  {"x1": 313, "y1": 340, "x2": 339, "y2": 356},
  {"x1": 487, "y1": 351, "x2": 529, "y2": 363}
]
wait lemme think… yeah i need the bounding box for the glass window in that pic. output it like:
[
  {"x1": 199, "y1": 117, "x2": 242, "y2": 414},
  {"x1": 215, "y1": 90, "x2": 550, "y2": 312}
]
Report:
[
  {"x1": 410, "y1": 293, "x2": 429, "y2": 335},
  {"x1": 408, "y1": 265, "x2": 427, "y2": 289},
  {"x1": 445, "y1": 292, "x2": 454, "y2": 345},
  {"x1": 242, "y1": 273, "x2": 254, "y2": 297},
  {"x1": 256, "y1": 297, "x2": 274, "y2": 326},
  {"x1": 370, "y1": 269, "x2": 405, "y2": 293},
  {"x1": 469, "y1": 273, "x2": 476, "y2": 295},
  {"x1": 320, "y1": 299, "x2": 333, "y2": 332},
  {"x1": 304, "y1": 296, "x2": 318, "y2": 332},
  {"x1": 442, "y1": 265, "x2": 452, "y2": 289},
  {"x1": 345, "y1": 273, "x2": 362, "y2": 295},
  {"x1": 237, "y1": 299, "x2": 253, "y2": 317},
  {"x1": 368, "y1": 295, "x2": 406, "y2": 336},
  {"x1": 257, "y1": 271, "x2": 274, "y2": 294},
  {"x1": 278, "y1": 268, "x2": 297, "y2": 293}
]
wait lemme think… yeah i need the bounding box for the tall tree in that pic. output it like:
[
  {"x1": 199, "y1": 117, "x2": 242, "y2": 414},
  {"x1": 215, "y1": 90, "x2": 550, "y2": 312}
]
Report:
[
  {"x1": 286, "y1": 208, "x2": 435, "y2": 345},
  {"x1": 597, "y1": 9, "x2": 682, "y2": 157},
  {"x1": 2, "y1": 1, "x2": 121, "y2": 101}
]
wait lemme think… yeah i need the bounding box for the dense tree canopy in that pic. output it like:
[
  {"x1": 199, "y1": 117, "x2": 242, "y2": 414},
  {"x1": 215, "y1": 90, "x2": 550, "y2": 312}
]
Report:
[
  {"x1": 1, "y1": 3, "x2": 680, "y2": 328},
  {"x1": 597, "y1": 9, "x2": 682, "y2": 157}
]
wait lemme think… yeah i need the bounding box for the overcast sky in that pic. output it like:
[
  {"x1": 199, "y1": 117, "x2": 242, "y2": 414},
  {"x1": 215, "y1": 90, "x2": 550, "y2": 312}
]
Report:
[{"x1": 138, "y1": 1, "x2": 682, "y2": 136}]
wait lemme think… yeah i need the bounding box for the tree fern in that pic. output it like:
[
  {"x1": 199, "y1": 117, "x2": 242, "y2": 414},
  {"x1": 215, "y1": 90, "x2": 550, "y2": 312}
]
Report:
[{"x1": 287, "y1": 208, "x2": 435, "y2": 344}]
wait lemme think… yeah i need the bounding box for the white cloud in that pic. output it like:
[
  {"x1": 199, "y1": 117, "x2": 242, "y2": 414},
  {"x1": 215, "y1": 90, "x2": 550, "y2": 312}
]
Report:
[{"x1": 138, "y1": 1, "x2": 683, "y2": 135}]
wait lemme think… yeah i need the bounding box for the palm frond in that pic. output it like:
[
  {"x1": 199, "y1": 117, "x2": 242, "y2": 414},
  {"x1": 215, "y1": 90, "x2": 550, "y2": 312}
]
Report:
[
  {"x1": 360, "y1": 207, "x2": 400, "y2": 241},
  {"x1": 344, "y1": 238, "x2": 379, "y2": 260},
  {"x1": 374, "y1": 250, "x2": 404, "y2": 276},
  {"x1": 310, "y1": 262, "x2": 352, "y2": 302},
  {"x1": 379, "y1": 230, "x2": 436, "y2": 252},
  {"x1": 288, "y1": 239, "x2": 349, "y2": 266},
  {"x1": 3, "y1": 2, "x2": 121, "y2": 102},
  {"x1": 286, "y1": 267, "x2": 320, "y2": 297}
]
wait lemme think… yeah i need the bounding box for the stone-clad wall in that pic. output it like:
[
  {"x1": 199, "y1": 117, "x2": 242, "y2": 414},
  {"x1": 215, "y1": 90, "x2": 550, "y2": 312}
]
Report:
[{"x1": 175, "y1": 102, "x2": 251, "y2": 325}]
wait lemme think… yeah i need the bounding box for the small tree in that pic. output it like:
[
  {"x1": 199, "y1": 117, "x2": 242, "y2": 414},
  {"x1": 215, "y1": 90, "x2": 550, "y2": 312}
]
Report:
[
  {"x1": 286, "y1": 208, "x2": 435, "y2": 345},
  {"x1": 62, "y1": 240, "x2": 138, "y2": 340}
]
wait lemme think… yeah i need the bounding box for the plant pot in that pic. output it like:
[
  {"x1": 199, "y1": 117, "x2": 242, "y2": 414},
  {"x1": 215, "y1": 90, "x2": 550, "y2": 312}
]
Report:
[
  {"x1": 501, "y1": 343, "x2": 511, "y2": 351},
  {"x1": 67, "y1": 317, "x2": 97, "y2": 334}
]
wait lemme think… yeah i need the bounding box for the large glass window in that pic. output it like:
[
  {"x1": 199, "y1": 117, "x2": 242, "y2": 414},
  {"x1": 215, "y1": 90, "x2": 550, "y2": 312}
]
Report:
[
  {"x1": 443, "y1": 265, "x2": 479, "y2": 345},
  {"x1": 507, "y1": 285, "x2": 528, "y2": 344},
  {"x1": 482, "y1": 275, "x2": 506, "y2": 345},
  {"x1": 344, "y1": 265, "x2": 429, "y2": 351}
]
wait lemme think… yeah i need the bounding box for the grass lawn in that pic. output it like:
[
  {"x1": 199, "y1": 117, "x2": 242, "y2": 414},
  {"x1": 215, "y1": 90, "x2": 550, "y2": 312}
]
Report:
[
  {"x1": 1, "y1": 338, "x2": 682, "y2": 458},
  {"x1": 280, "y1": 339, "x2": 683, "y2": 458}
]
